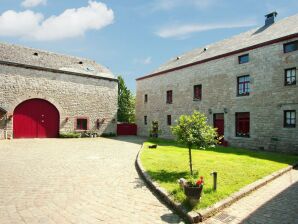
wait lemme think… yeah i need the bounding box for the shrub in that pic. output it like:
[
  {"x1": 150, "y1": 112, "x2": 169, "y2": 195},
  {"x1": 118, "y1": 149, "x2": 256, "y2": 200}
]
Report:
[
  {"x1": 59, "y1": 132, "x2": 81, "y2": 138},
  {"x1": 101, "y1": 132, "x2": 117, "y2": 137}
]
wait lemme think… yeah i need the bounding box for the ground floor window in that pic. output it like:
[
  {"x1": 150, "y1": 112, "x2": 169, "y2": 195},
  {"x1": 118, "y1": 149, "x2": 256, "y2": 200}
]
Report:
[
  {"x1": 76, "y1": 118, "x2": 88, "y2": 130},
  {"x1": 144, "y1": 116, "x2": 147, "y2": 125},
  {"x1": 284, "y1": 110, "x2": 296, "y2": 128},
  {"x1": 167, "y1": 115, "x2": 171, "y2": 125},
  {"x1": 236, "y1": 112, "x2": 250, "y2": 137}
]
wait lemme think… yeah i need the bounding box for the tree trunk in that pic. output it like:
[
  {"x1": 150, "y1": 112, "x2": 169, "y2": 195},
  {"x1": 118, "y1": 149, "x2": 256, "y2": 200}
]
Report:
[{"x1": 188, "y1": 147, "x2": 193, "y2": 176}]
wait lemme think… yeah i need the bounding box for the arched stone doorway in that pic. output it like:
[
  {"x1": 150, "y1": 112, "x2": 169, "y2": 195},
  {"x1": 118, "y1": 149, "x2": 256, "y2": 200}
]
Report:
[{"x1": 13, "y1": 99, "x2": 60, "y2": 138}]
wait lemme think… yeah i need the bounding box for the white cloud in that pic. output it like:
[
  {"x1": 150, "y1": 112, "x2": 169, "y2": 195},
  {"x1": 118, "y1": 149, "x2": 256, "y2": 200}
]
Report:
[
  {"x1": 152, "y1": 0, "x2": 217, "y2": 11},
  {"x1": 0, "y1": 1, "x2": 114, "y2": 41},
  {"x1": 156, "y1": 20, "x2": 257, "y2": 39},
  {"x1": 0, "y1": 10, "x2": 43, "y2": 36},
  {"x1": 22, "y1": 0, "x2": 47, "y2": 8},
  {"x1": 133, "y1": 57, "x2": 152, "y2": 65}
]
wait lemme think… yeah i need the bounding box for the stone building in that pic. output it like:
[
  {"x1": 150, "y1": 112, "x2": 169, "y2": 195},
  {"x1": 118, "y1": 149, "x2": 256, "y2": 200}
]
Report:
[
  {"x1": 136, "y1": 13, "x2": 298, "y2": 153},
  {"x1": 0, "y1": 43, "x2": 118, "y2": 139}
]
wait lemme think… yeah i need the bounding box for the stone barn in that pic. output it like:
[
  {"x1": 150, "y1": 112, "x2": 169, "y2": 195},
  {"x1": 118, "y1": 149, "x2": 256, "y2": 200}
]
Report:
[{"x1": 0, "y1": 43, "x2": 118, "y2": 139}]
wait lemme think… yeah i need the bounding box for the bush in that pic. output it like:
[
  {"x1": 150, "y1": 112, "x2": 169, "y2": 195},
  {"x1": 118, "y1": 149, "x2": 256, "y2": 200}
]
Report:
[
  {"x1": 59, "y1": 132, "x2": 81, "y2": 138},
  {"x1": 101, "y1": 132, "x2": 117, "y2": 137}
]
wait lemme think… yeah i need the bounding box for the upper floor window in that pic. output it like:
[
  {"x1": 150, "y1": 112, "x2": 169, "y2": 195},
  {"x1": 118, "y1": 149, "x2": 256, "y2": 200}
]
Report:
[
  {"x1": 166, "y1": 90, "x2": 173, "y2": 104},
  {"x1": 144, "y1": 94, "x2": 148, "y2": 103},
  {"x1": 238, "y1": 54, "x2": 249, "y2": 64},
  {"x1": 284, "y1": 41, "x2": 298, "y2": 53},
  {"x1": 76, "y1": 118, "x2": 88, "y2": 130},
  {"x1": 167, "y1": 115, "x2": 172, "y2": 126},
  {"x1": 237, "y1": 75, "x2": 250, "y2": 96},
  {"x1": 284, "y1": 110, "x2": 296, "y2": 128},
  {"x1": 193, "y1": 85, "x2": 202, "y2": 100},
  {"x1": 144, "y1": 116, "x2": 147, "y2": 125},
  {"x1": 236, "y1": 112, "x2": 250, "y2": 137},
  {"x1": 285, "y1": 68, "x2": 296, "y2": 86}
]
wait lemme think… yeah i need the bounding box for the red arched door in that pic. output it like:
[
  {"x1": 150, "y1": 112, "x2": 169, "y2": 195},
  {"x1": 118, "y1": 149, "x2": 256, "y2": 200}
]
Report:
[{"x1": 13, "y1": 99, "x2": 59, "y2": 138}]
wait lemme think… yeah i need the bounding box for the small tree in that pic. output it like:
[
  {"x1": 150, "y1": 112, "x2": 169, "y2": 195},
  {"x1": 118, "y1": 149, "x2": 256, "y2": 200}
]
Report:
[
  {"x1": 117, "y1": 76, "x2": 135, "y2": 123},
  {"x1": 171, "y1": 111, "x2": 219, "y2": 175}
]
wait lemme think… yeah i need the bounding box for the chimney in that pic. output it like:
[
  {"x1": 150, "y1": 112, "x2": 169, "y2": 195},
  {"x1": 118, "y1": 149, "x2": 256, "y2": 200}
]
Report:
[{"x1": 265, "y1": 11, "x2": 278, "y2": 26}]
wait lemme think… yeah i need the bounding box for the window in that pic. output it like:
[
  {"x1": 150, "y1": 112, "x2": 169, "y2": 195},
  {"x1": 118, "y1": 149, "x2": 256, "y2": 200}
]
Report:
[
  {"x1": 238, "y1": 54, "x2": 249, "y2": 64},
  {"x1": 167, "y1": 115, "x2": 172, "y2": 126},
  {"x1": 144, "y1": 94, "x2": 148, "y2": 103},
  {"x1": 284, "y1": 41, "x2": 298, "y2": 53},
  {"x1": 193, "y1": 85, "x2": 202, "y2": 100},
  {"x1": 237, "y1": 75, "x2": 250, "y2": 96},
  {"x1": 285, "y1": 68, "x2": 296, "y2": 86},
  {"x1": 76, "y1": 118, "x2": 88, "y2": 130},
  {"x1": 144, "y1": 116, "x2": 147, "y2": 125},
  {"x1": 284, "y1": 110, "x2": 296, "y2": 128},
  {"x1": 236, "y1": 112, "x2": 250, "y2": 137},
  {"x1": 166, "y1": 90, "x2": 173, "y2": 104}
]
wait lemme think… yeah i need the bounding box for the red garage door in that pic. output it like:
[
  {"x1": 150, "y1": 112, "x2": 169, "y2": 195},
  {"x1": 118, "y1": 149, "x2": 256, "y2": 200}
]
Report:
[{"x1": 13, "y1": 99, "x2": 60, "y2": 138}]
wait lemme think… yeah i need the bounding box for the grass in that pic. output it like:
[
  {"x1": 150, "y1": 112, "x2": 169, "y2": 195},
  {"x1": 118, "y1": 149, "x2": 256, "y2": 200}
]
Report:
[{"x1": 140, "y1": 138, "x2": 298, "y2": 210}]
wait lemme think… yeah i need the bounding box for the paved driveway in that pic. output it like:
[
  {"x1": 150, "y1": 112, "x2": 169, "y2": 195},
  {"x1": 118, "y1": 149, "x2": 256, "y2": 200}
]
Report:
[{"x1": 0, "y1": 137, "x2": 182, "y2": 224}]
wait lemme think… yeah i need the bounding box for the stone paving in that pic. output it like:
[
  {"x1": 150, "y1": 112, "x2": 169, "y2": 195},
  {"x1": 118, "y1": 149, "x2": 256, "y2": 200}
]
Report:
[
  {"x1": 203, "y1": 168, "x2": 298, "y2": 224},
  {"x1": 0, "y1": 137, "x2": 183, "y2": 224}
]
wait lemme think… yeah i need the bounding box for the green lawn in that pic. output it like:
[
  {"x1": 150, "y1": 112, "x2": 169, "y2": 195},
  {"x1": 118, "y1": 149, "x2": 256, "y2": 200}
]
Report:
[{"x1": 141, "y1": 138, "x2": 298, "y2": 210}]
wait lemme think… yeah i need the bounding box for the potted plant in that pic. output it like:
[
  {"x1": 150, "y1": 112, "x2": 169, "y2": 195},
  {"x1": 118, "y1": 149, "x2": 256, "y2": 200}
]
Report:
[{"x1": 181, "y1": 176, "x2": 204, "y2": 206}]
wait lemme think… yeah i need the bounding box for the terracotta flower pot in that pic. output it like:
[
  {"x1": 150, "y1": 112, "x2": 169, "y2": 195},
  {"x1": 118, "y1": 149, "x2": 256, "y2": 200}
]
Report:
[{"x1": 184, "y1": 185, "x2": 203, "y2": 206}]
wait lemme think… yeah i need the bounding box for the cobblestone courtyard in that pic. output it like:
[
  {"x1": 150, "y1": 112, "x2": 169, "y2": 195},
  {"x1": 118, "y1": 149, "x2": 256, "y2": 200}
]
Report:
[{"x1": 0, "y1": 137, "x2": 182, "y2": 224}]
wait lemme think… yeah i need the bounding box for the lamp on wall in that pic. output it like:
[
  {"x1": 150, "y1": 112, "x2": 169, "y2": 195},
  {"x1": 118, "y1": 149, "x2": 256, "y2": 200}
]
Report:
[
  {"x1": 208, "y1": 109, "x2": 212, "y2": 114},
  {"x1": 224, "y1": 108, "x2": 228, "y2": 114}
]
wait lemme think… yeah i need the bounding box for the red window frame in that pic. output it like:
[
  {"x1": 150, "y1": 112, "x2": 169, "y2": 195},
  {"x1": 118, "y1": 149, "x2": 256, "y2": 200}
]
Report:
[
  {"x1": 236, "y1": 112, "x2": 250, "y2": 137},
  {"x1": 237, "y1": 75, "x2": 250, "y2": 96},
  {"x1": 75, "y1": 117, "x2": 89, "y2": 130},
  {"x1": 167, "y1": 115, "x2": 171, "y2": 126},
  {"x1": 166, "y1": 90, "x2": 173, "y2": 104},
  {"x1": 193, "y1": 85, "x2": 202, "y2": 100},
  {"x1": 285, "y1": 68, "x2": 296, "y2": 86},
  {"x1": 284, "y1": 110, "x2": 296, "y2": 128}
]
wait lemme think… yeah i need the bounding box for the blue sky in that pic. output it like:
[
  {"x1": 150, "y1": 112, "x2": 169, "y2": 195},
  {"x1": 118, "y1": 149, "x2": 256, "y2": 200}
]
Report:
[{"x1": 0, "y1": 0, "x2": 298, "y2": 92}]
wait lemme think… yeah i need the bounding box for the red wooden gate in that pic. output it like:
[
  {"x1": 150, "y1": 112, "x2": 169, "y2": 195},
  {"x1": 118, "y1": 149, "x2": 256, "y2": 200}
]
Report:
[
  {"x1": 13, "y1": 99, "x2": 60, "y2": 138},
  {"x1": 214, "y1": 113, "x2": 228, "y2": 146},
  {"x1": 117, "y1": 123, "x2": 137, "y2": 135}
]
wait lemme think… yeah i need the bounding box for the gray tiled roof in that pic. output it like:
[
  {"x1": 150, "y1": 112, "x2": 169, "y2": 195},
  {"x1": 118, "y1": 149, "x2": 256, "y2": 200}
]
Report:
[
  {"x1": 0, "y1": 42, "x2": 114, "y2": 79},
  {"x1": 151, "y1": 13, "x2": 298, "y2": 74}
]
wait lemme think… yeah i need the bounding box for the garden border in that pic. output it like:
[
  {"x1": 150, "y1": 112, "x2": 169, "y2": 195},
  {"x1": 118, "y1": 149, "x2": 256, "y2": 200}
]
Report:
[{"x1": 135, "y1": 144, "x2": 298, "y2": 223}]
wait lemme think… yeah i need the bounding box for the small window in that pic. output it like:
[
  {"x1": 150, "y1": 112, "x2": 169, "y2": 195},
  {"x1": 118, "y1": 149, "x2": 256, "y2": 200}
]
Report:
[
  {"x1": 237, "y1": 75, "x2": 250, "y2": 96},
  {"x1": 285, "y1": 68, "x2": 296, "y2": 86},
  {"x1": 238, "y1": 54, "x2": 249, "y2": 64},
  {"x1": 284, "y1": 110, "x2": 296, "y2": 128},
  {"x1": 193, "y1": 85, "x2": 202, "y2": 100},
  {"x1": 166, "y1": 90, "x2": 173, "y2": 104},
  {"x1": 236, "y1": 112, "x2": 250, "y2": 137},
  {"x1": 144, "y1": 116, "x2": 147, "y2": 125},
  {"x1": 284, "y1": 41, "x2": 298, "y2": 53},
  {"x1": 167, "y1": 115, "x2": 172, "y2": 126},
  {"x1": 144, "y1": 94, "x2": 148, "y2": 103},
  {"x1": 76, "y1": 118, "x2": 88, "y2": 130}
]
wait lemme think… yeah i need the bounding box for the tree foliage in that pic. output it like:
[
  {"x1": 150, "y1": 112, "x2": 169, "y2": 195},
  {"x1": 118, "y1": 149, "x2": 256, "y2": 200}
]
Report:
[
  {"x1": 117, "y1": 76, "x2": 135, "y2": 123},
  {"x1": 171, "y1": 111, "x2": 219, "y2": 175}
]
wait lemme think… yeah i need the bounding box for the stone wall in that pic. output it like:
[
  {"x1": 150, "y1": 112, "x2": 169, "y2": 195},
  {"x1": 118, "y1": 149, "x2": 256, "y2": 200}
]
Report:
[
  {"x1": 0, "y1": 64, "x2": 118, "y2": 138},
  {"x1": 136, "y1": 38, "x2": 298, "y2": 153}
]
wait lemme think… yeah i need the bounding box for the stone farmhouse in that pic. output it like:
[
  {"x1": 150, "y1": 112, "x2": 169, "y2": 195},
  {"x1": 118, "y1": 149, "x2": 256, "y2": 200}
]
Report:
[
  {"x1": 136, "y1": 13, "x2": 298, "y2": 153},
  {"x1": 0, "y1": 43, "x2": 118, "y2": 139}
]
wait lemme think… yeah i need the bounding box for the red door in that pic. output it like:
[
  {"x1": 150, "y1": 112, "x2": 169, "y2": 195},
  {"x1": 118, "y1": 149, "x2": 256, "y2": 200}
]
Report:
[
  {"x1": 214, "y1": 113, "x2": 224, "y2": 137},
  {"x1": 13, "y1": 99, "x2": 59, "y2": 138}
]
